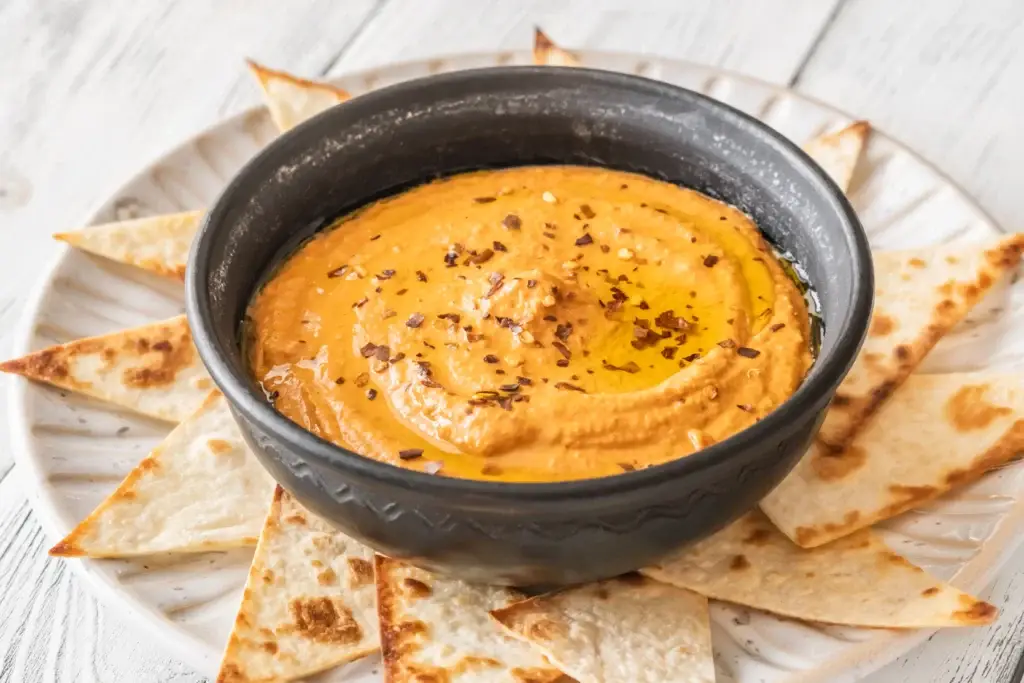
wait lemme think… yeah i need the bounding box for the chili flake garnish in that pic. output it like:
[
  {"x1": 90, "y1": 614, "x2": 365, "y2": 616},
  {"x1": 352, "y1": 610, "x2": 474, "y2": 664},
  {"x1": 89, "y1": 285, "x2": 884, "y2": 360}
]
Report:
[
  {"x1": 481, "y1": 464, "x2": 503, "y2": 476},
  {"x1": 438, "y1": 312, "x2": 461, "y2": 324},
  {"x1": 556, "y1": 359, "x2": 570, "y2": 368},
  {"x1": 484, "y1": 272, "x2": 505, "y2": 298},
  {"x1": 661, "y1": 347, "x2": 677, "y2": 360},
  {"x1": 360, "y1": 342, "x2": 378, "y2": 357},
  {"x1": 396, "y1": 288, "x2": 408, "y2": 296},
  {"x1": 499, "y1": 383, "x2": 520, "y2": 392},
  {"x1": 334, "y1": 376, "x2": 345, "y2": 385},
  {"x1": 554, "y1": 381, "x2": 586, "y2": 392},
  {"x1": 416, "y1": 270, "x2": 428, "y2": 282},
  {"x1": 377, "y1": 269, "x2": 396, "y2": 280},
  {"x1": 600, "y1": 244, "x2": 611, "y2": 253},
  {"x1": 551, "y1": 341, "x2": 571, "y2": 360},
  {"x1": 543, "y1": 231, "x2": 556, "y2": 239},
  {"x1": 655, "y1": 310, "x2": 691, "y2": 331},
  {"x1": 443, "y1": 251, "x2": 458, "y2": 267},
  {"x1": 399, "y1": 449, "x2": 424, "y2": 460},
  {"x1": 483, "y1": 354, "x2": 499, "y2": 364},
  {"x1": 602, "y1": 360, "x2": 641, "y2": 373},
  {"x1": 682, "y1": 353, "x2": 701, "y2": 363},
  {"x1": 493, "y1": 240, "x2": 508, "y2": 252},
  {"x1": 497, "y1": 396, "x2": 514, "y2": 411},
  {"x1": 527, "y1": 279, "x2": 537, "y2": 288},
  {"x1": 370, "y1": 234, "x2": 381, "y2": 241},
  {"x1": 366, "y1": 389, "x2": 378, "y2": 400},
  {"x1": 580, "y1": 204, "x2": 596, "y2": 219},
  {"x1": 406, "y1": 313, "x2": 425, "y2": 328},
  {"x1": 353, "y1": 297, "x2": 369, "y2": 309},
  {"x1": 381, "y1": 309, "x2": 397, "y2": 319},
  {"x1": 737, "y1": 347, "x2": 761, "y2": 358},
  {"x1": 474, "y1": 196, "x2": 496, "y2": 203},
  {"x1": 516, "y1": 376, "x2": 533, "y2": 386},
  {"x1": 703, "y1": 255, "x2": 719, "y2": 267},
  {"x1": 502, "y1": 214, "x2": 522, "y2": 230},
  {"x1": 267, "y1": 390, "x2": 280, "y2": 401},
  {"x1": 718, "y1": 339, "x2": 737, "y2": 349},
  {"x1": 327, "y1": 265, "x2": 348, "y2": 278},
  {"x1": 467, "y1": 249, "x2": 495, "y2": 265},
  {"x1": 737, "y1": 404, "x2": 754, "y2": 413},
  {"x1": 575, "y1": 233, "x2": 594, "y2": 246},
  {"x1": 554, "y1": 322, "x2": 573, "y2": 341},
  {"x1": 354, "y1": 372, "x2": 370, "y2": 387},
  {"x1": 770, "y1": 323, "x2": 786, "y2": 332},
  {"x1": 618, "y1": 462, "x2": 636, "y2": 472},
  {"x1": 373, "y1": 346, "x2": 391, "y2": 362}
]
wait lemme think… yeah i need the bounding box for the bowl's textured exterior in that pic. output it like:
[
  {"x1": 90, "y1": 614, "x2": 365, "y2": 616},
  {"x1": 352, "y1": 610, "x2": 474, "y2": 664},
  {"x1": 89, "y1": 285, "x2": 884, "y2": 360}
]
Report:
[{"x1": 187, "y1": 66, "x2": 873, "y2": 585}]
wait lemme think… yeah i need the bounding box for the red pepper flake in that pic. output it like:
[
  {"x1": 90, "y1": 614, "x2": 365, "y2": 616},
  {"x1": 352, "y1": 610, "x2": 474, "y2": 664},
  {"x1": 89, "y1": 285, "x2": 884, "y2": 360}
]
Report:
[
  {"x1": 609, "y1": 287, "x2": 628, "y2": 302},
  {"x1": 366, "y1": 388, "x2": 378, "y2": 400},
  {"x1": 637, "y1": 300, "x2": 649, "y2": 310},
  {"x1": 655, "y1": 310, "x2": 691, "y2": 331},
  {"x1": 373, "y1": 345, "x2": 391, "y2": 361},
  {"x1": 552, "y1": 341, "x2": 571, "y2": 360},
  {"x1": 580, "y1": 204, "x2": 596, "y2": 219},
  {"x1": 575, "y1": 233, "x2": 594, "y2": 246},
  {"x1": 468, "y1": 249, "x2": 495, "y2": 265},
  {"x1": 737, "y1": 347, "x2": 761, "y2": 358},
  {"x1": 759, "y1": 308, "x2": 774, "y2": 319},
  {"x1": 381, "y1": 309, "x2": 397, "y2": 319},
  {"x1": 602, "y1": 360, "x2": 641, "y2": 373},
  {"x1": 661, "y1": 347, "x2": 677, "y2": 360},
  {"x1": 353, "y1": 297, "x2": 369, "y2": 309},
  {"x1": 543, "y1": 231, "x2": 556, "y2": 239},
  {"x1": 406, "y1": 313, "x2": 425, "y2": 328},
  {"x1": 718, "y1": 339, "x2": 737, "y2": 349},
  {"x1": 475, "y1": 196, "x2": 497, "y2": 203},
  {"x1": 391, "y1": 352, "x2": 406, "y2": 363},
  {"x1": 360, "y1": 342, "x2": 378, "y2": 357},
  {"x1": 770, "y1": 323, "x2": 786, "y2": 332},
  {"x1": 481, "y1": 464, "x2": 503, "y2": 476},
  {"x1": 334, "y1": 376, "x2": 345, "y2": 385},
  {"x1": 682, "y1": 353, "x2": 701, "y2": 363},
  {"x1": 399, "y1": 449, "x2": 424, "y2": 460},
  {"x1": 396, "y1": 288, "x2": 408, "y2": 296},
  {"x1": 737, "y1": 404, "x2": 754, "y2": 413},
  {"x1": 466, "y1": 332, "x2": 484, "y2": 342},
  {"x1": 267, "y1": 390, "x2": 280, "y2": 401},
  {"x1": 703, "y1": 255, "x2": 719, "y2": 268},
  {"x1": 416, "y1": 270, "x2": 428, "y2": 282},
  {"x1": 600, "y1": 244, "x2": 610, "y2": 254},
  {"x1": 483, "y1": 354, "x2": 499, "y2": 364},
  {"x1": 499, "y1": 383, "x2": 520, "y2": 392},
  {"x1": 556, "y1": 359, "x2": 570, "y2": 367},
  {"x1": 354, "y1": 372, "x2": 370, "y2": 387},
  {"x1": 484, "y1": 272, "x2": 505, "y2": 298},
  {"x1": 370, "y1": 234, "x2": 381, "y2": 241},
  {"x1": 554, "y1": 381, "x2": 586, "y2": 393},
  {"x1": 493, "y1": 240, "x2": 508, "y2": 252},
  {"x1": 516, "y1": 376, "x2": 533, "y2": 386},
  {"x1": 497, "y1": 396, "x2": 514, "y2": 411},
  {"x1": 327, "y1": 265, "x2": 348, "y2": 278},
  {"x1": 377, "y1": 269, "x2": 396, "y2": 280},
  {"x1": 443, "y1": 251, "x2": 458, "y2": 267},
  {"x1": 502, "y1": 214, "x2": 522, "y2": 230},
  {"x1": 554, "y1": 322, "x2": 573, "y2": 341},
  {"x1": 527, "y1": 279, "x2": 537, "y2": 289},
  {"x1": 618, "y1": 462, "x2": 636, "y2": 472}
]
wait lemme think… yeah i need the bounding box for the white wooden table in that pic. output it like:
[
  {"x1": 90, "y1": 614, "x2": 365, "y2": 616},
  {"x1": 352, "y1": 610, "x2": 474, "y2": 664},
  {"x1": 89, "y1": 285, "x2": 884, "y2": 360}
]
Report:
[{"x1": 2, "y1": 1, "x2": 1023, "y2": 681}]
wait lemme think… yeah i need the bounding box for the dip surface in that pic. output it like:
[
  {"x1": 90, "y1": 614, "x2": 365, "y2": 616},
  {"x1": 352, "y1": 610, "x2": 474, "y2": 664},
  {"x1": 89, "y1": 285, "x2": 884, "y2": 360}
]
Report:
[{"x1": 247, "y1": 166, "x2": 812, "y2": 482}]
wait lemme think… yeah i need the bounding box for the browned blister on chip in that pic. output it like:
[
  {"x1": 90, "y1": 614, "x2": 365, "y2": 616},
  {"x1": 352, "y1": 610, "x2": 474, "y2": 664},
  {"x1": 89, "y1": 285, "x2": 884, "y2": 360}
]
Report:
[
  {"x1": 763, "y1": 370, "x2": 1024, "y2": 547},
  {"x1": 491, "y1": 575, "x2": 714, "y2": 683},
  {"x1": 49, "y1": 391, "x2": 274, "y2": 558},
  {"x1": 819, "y1": 234, "x2": 1024, "y2": 449},
  {"x1": 54, "y1": 210, "x2": 202, "y2": 279},
  {"x1": 533, "y1": 27, "x2": 582, "y2": 67},
  {"x1": 0, "y1": 314, "x2": 210, "y2": 422},
  {"x1": 803, "y1": 121, "x2": 870, "y2": 194},
  {"x1": 247, "y1": 60, "x2": 351, "y2": 133},
  {"x1": 376, "y1": 555, "x2": 570, "y2": 682},
  {"x1": 216, "y1": 487, "x2": 378, "y2": 683},
  {"x1": 643, "y1": 511, "x2": 997, "y2": 628}
]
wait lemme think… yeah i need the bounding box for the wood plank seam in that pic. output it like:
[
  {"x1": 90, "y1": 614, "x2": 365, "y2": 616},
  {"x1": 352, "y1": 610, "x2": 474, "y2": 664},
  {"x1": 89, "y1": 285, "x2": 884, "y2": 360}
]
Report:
[
  {"x1": 787, "y1": 0, "x2": 849, "y2": 87},
  {"x1": 317, "y1": 0, "x2": 392, "y2": 77}
]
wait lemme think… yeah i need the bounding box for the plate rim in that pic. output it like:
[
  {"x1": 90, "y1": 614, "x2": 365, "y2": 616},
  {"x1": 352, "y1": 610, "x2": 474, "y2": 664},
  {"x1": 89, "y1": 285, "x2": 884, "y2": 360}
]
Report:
[{"x1": 6, "y1": 48, "x2": 1017, "y2": 681}]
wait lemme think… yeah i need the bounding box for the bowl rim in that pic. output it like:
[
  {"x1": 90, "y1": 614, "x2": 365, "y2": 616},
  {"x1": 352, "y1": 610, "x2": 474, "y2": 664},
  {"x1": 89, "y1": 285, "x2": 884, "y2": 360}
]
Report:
[{"x1": 186, "y1": 65, "x2": 873, "y2": 502}]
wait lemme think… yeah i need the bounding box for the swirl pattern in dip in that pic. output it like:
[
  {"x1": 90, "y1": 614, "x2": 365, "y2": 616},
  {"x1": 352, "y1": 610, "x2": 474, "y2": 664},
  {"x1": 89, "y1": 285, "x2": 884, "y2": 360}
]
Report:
[{"x1": 247, "y1": 166, "x2": 813, "y2": 481}]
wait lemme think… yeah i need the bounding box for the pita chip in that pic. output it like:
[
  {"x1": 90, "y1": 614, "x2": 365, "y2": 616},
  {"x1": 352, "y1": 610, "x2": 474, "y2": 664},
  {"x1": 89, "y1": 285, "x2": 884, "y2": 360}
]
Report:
[
  {"x1": 492, "y1": 575, "x2": 714, "y2": 683},
  {"x1": 217, "y1": 487, "x2": 378, "y2": 683},
  {"x1": 376, "y1": 555, "x2": 569, "y2": 682},
  {"x1": 247, "y1": 60, "x2": 351, "y2": 133},
  {"x1": 54, "y1": 210, "x2": 202, "y2": 279},
  {"x1": 533, "y1": 27, "x2": 582, "y2": 67},
  {"x1": 762, "y1": 370, "x2": 1024, "y2": 547},
  {"x1": 0, "y1": 314, "x2": 211, "y2": 422},
  {"x1": 642, "y1": 511, "x2": 996, "y2": 629},
  {"x1": 803, "y1": 121, "x2": 870, "y2": 194},
  {"x1": 50, "y1": 391, "x2": 275, "y2": 558},
  {"x1": 819, "y1": 234, "x2": 1024, "y2": 449}
]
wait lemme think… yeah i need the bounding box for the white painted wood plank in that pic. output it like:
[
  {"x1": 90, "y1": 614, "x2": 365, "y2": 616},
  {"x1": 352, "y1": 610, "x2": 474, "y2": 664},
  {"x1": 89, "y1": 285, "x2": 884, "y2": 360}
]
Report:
[
  {"x1": 330, "y1": 0, "x2": 842, "y2": 84},
  {"x1": 795, "y1": 0, "x2": 1024, "y2": 236}
]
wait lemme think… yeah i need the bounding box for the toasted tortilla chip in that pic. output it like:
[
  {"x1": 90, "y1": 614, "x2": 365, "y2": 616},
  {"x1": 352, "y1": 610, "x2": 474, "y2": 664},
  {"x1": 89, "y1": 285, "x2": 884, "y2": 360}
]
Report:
[
  {"x1": 533, "y1": 27, "x2": 582, "y2": 67},
  {"x1": 54, "y1": 210, "x2": 202, "y2": 279},
  {"x1": 376, "y1": 555, "x2": 568, "y2": 682},
  {"x1": 803, "y1": 121, "x2": 870, "y2": 194},
  {"x1": 763, "y1": 370, "x2": 1024, "y2": 547},
  {"x1": 819, "y1": 234, "x2": 1024, "y2": 449},
  {"x1": 643, "y1": 511, "x2": 996, "y2": 628},
  {"x1": 217, "y1": 487, "x2": 378, "y2": 683},
  {"x1": 49, "y1": 391, "x2": 274, "y2": 557},
  {"x1": 492, "y1": 575, "x2": 714, "y2": 683},
  {"x1": 247, "y1": 60, "x2": 350, "y2": 133},
  {"x1": 0, "y1": 314, "x2": 211, "y2": 422}
]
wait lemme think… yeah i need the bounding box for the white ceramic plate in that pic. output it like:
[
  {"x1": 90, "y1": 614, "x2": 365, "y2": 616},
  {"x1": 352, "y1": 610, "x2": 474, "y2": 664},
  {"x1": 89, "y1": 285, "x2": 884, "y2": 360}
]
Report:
[{"x1": 9, "y1": 51, "x2": 1024, "y2": 683}]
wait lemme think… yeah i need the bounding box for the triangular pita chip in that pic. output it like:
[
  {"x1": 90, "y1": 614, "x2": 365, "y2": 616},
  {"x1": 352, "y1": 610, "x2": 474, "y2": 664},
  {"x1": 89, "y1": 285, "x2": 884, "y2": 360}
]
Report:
[
  {"x1": 642, "y1": 511, "x2": 996, "y2": 628},
  {"x1": 819, "y1": 234, "x2": 1024, "y2": 448},
  {"x1": 492, "y1": 575, "x2": 714, "y2": 683},
  {"x1": 54, "y1": 210, "x2": 202, "y2": 279},
  {"x1": 376, "y1": 555, "x2": 569, "y2": 682},
  {"x1": 762, "y1": 370, "x2": 1024, "y2": 547},
  {"x1": 247, "y1": 60, "x2": 351, "y2": 133},
  {"x1": 217, "y1": 487, "x2": 378, "y2": 683},
  {"x1": 0, "y1": 314, "x2": 211, "y2": 422},
  {"x1": 50, "y1": 391, "x2": 274, "y2": 557},
  {"x1": 533, "y1": 27, "x2": 582, "y2": 67},
  {"x1": 803, "y1": 121, "x2": 869, "y2": 194}
]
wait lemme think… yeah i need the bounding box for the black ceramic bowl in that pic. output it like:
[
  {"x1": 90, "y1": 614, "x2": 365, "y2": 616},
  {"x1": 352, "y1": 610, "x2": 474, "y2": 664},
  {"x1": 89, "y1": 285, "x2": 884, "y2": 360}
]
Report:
[{"x1": 187, "y1": 66, "x2": 872, "y2": 586}]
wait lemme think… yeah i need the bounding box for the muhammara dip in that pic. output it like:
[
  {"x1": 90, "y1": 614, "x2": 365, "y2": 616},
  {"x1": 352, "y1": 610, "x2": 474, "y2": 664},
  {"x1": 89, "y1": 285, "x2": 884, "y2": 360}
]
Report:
[{"x1": 247, "y1": 166, "x2": 812, "y2": 481}]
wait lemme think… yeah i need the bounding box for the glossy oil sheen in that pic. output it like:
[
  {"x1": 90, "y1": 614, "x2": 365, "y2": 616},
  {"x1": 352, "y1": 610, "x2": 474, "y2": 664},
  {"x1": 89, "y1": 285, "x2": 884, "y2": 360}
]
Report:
[{"x1": 187, "y1": 66, "x2": 873, "y2": 585}]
